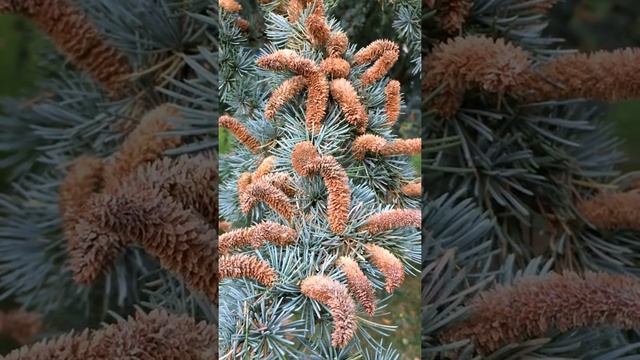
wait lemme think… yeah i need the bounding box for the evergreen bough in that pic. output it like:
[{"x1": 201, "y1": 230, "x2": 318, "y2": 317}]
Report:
[
  {"x1": 219, "y1": 0, "x2": 420, "y2": 358},
  {"x1": 0, "y1": 0, "x2": 216, "y2": 356},
  {"x1": 424, "y1": 1, "x2": 640, "y2": 358}
]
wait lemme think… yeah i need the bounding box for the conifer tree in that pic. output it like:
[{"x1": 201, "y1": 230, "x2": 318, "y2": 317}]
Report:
[
  {"x1": 0, "y1": 0, "x2": 216, "y2": 356},
  {"x1": 218, "y1": 0, "x2": 420, "y2": 357},
  {"x1": 424, "y1": 1, "x2": 640, "y2": 358}
]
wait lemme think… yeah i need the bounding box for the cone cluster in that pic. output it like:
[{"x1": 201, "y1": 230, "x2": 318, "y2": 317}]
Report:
[
  {"x1": 60, "y1": 104, "x2": 217, "y2": 302},
  {"x1": 3, "y1": 310, "x2": 216, "y2": 359},
  {"x1": 220, "y1": 1, "x2": 419, "y2": 350}
]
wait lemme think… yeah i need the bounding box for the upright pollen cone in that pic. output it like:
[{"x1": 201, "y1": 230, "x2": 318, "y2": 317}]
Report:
[{"x1": 292, "y1": 141, "x2": 351, "y2": 233}]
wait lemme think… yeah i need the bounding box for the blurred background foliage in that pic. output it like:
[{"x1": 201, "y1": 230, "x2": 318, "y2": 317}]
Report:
[
  {"x1": 0, "y1": 16, "x2": 42, "y2": 193},
  {"x1": 0, "y1": 15, "x2": 39, "y2": 354},
  {"x1": 549, "y1": 0, "x2": 640, "y2": 170},
  {"x1": 0, "y1": 16, "x2": 40, "y2": 97}
]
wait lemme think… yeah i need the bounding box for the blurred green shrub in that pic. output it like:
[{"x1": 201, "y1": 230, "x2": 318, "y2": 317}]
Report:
[{"x1": 0, "y1": 16, "x2": 40, "y2": 96}]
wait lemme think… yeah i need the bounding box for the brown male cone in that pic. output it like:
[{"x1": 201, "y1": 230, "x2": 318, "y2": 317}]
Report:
[
  {"x1": 2, "y1": 309, "x2": 216, "y2": 359},
  {"x1": 0, "y1": 0, "x2": 132, "y2": 96},
  {"x1": 442, "y1": 272, "x2": 640, "y2": 354}
]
